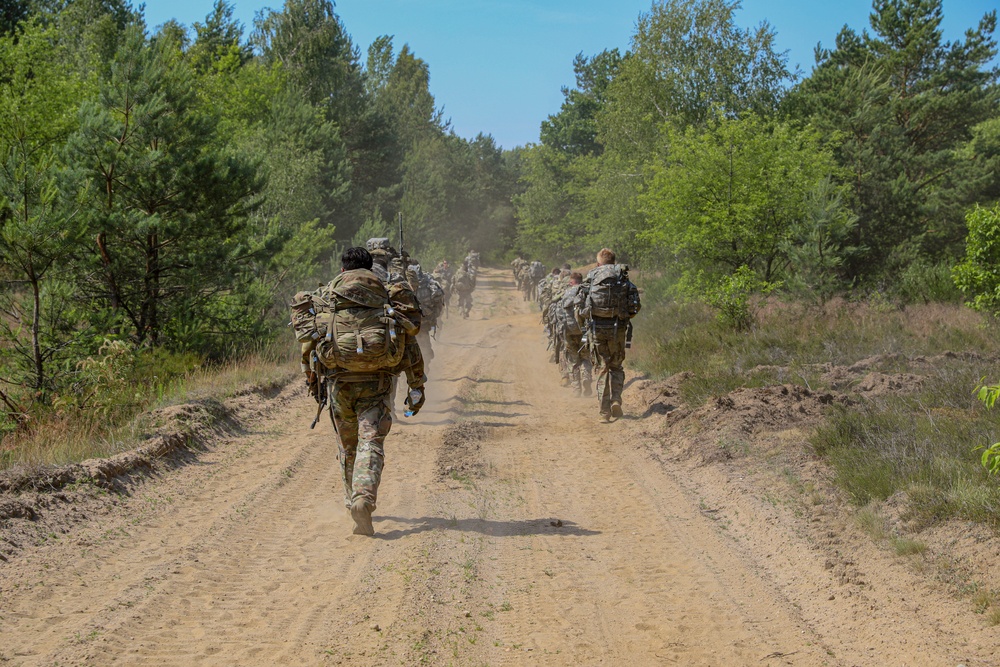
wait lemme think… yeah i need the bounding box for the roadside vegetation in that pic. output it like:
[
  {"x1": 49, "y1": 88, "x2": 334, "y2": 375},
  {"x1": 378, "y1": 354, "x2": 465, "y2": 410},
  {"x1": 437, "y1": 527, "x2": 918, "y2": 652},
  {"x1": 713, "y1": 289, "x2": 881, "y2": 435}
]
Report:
[
  {"x1": 632, "y1": 294, "x2": 1000, "y2": 528},
  {"x1": 0, "y1": 345, "x2": 295, "y2": 470},
  {"x1": 0, "y1": 0, "x2": 519, "y2": 452},
  {"x1": 514, "y1": 0, "x2": 1000, "y2": 535},
  {"x1": 4, "y1": 0, "x2": 1000, "y2": 544}
]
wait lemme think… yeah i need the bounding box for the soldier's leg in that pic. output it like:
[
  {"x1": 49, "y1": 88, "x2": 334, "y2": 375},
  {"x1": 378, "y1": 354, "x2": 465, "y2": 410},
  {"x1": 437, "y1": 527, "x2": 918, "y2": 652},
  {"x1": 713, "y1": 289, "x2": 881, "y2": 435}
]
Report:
[
  {"x1": 331, "y1": 389, "x2": 360, "y2": 509},
  {"x1": 608, "y1": 327, "x2": 627, "y2": 410},
  {"x1": 558, "y1": 336, "x2": 571, "y2": 385},
  {"x1": 592, "y1": 328, "x2": 616, "y2": 416},
  {"x1": 352, "y1": 393, "x2": 391, "y2": 509},
  {"x1": 564, "y1": 338, "x2": 579, "y2": 392},
  {"x1": 565, "y1": 333, "x2": 583, "y2": 393}
]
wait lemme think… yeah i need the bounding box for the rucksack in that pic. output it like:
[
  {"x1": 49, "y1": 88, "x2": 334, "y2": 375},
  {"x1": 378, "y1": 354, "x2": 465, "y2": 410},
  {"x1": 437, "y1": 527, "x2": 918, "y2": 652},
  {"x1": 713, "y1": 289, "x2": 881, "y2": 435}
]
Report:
[
  {"x1": 454, "y1": 269, "x2": 473, "y2": 291},
  {"x1": 559, "y1": 286, "x2": 583, "y2": 335},
  {"x1": 417, "y1": 272, "x2": 445, "y2": 316},
  {"x1": 314, "y1": 270, "x2": 405, "y2": 373},
  {"x1": 586, "y1": 264, "x2": 639, "y2": 320},
  {"x1": 529, "y1": 261, "x2": 545, "y2": 282}
]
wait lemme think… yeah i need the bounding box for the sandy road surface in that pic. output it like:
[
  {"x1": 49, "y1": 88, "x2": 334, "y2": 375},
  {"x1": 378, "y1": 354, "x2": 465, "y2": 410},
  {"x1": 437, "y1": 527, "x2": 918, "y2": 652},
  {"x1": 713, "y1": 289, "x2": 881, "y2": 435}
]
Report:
[{"x1": 1, "y1": 269, "x2": 998, "y2": 666}]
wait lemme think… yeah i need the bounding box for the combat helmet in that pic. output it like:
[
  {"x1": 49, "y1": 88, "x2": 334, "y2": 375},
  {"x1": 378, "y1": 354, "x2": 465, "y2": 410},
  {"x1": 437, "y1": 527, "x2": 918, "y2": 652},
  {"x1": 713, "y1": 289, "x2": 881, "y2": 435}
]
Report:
[{"x1": 366, "y1": 237, "x2": 397, "y2": 257}]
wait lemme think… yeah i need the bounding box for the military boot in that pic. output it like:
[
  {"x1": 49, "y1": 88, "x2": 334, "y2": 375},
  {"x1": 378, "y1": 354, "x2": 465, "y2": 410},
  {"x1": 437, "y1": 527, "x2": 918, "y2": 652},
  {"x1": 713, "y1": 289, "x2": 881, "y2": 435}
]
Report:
[{"x1": 351, "y1": 498, "x2": 375, "y2": 536}]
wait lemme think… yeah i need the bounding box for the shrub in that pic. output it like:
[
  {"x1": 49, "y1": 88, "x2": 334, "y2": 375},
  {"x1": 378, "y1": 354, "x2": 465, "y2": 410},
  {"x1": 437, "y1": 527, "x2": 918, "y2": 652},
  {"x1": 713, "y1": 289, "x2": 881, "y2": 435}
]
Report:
[{"x1": 953, "y1": 203, "x2": 1000, "y2": 315}]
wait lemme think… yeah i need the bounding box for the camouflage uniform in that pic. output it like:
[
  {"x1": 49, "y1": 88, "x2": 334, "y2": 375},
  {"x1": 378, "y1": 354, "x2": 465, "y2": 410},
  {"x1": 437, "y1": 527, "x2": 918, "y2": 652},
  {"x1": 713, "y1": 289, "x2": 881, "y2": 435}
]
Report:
[
  {"x1": 466, "y1": 251, "x2": 481, "y2": 272},
  {"x1": 590, "y1": 323, "x2": 627, "y2": 415},
  {"x1": 576, "y1": 264, "x2": 641, "y2": 419},
  {"x1": 560, "y1": 283, "x2": 592, "y2": 395},
  {"x1": 432, "y1": 260, "x2": 453, "y2": 309},
  {"x1": 414, "y1": 265, "x2": 445, "y2": 370},
  {"x1": 547, "y1": 272, "x2": 571, "y2": 373},
  {"x1": 525, "y1": 261, "x2": 545, "y2": 301},
  {"x1": 330, "y1": 372, "x2": 394, "y2": 510},
  {"x1": 511, "y1": 257, "x2": 528, "y2": 292},
  {"x1": 454, "y1": 263, "x2": 475, "y2": 318}
]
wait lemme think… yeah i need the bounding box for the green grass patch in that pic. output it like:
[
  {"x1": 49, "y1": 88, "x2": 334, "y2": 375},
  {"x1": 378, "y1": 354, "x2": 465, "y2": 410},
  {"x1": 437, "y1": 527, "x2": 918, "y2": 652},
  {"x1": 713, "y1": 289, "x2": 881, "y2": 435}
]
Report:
[{"x1": 808, "y1": 364, "x2": 1000, "y2": 527}]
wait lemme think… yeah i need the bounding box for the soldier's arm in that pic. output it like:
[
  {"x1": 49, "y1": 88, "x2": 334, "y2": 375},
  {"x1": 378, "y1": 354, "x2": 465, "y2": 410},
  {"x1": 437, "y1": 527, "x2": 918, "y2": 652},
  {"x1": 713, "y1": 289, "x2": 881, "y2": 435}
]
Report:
[{"x1": 402, "y1": 337, "x2": 427, "y2": 389}]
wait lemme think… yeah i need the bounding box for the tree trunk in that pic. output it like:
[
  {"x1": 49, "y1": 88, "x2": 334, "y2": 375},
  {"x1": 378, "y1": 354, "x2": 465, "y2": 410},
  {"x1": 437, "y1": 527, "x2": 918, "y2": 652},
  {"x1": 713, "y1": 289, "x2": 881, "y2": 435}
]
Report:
[{"x1": 30, "y1": 271, "x2": 43, "y2": 394}]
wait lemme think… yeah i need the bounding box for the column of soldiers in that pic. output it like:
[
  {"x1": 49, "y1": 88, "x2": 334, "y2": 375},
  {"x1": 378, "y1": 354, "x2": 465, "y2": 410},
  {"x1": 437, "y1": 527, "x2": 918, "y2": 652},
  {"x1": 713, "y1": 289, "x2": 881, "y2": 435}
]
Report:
[{"x1": 514, "y1": 248, "x2": 641, "y2": 422}]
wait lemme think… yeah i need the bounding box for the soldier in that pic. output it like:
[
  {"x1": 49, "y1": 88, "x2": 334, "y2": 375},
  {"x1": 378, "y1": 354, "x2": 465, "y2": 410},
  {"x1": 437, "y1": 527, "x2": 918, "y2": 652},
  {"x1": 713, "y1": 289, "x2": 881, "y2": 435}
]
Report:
[
  {"x1": 366, "y1": 238, "x2": 402, "y2": 283},
  {"x1": 510, "y1": 257, "x2": 525, "y2": 290},
  {"x1": 537, "y1": 267, "x2": 560, "y2": 312},
  {"x1": 303, "y1": 247, "x2": 426, "y2": 536},
  {"x1": 366, "y1": 238, "x2": 426, "y2": 419},
  {"x1": 526, "y1": 260, "x2": 545, "y2": 301},
  {"x1": 432, "y1": 259, "x2": 453, "y2": 316},
  {"x1": 466, "y1": 249, "x2": 481, "y2": 272},
  {"x1": 575, "y1": 248, "x2": 641, "y2": 422},
  {"x1": 411, "y1": 259, "x2": 445, "y2": 371},
  {"x1": 547, "y1": 268, "x2": 572, "y2": 380},
  {"x1": 453, "y1": 260, "x2": 475, "y2": 319},
  {"x1": 560, "y1": 273, "x2": 592, "y2": 396}
]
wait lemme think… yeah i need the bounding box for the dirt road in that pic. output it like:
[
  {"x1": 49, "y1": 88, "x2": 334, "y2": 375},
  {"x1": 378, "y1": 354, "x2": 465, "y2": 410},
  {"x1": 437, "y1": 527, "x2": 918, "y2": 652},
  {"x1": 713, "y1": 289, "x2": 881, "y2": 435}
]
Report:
[{"x1": 1, "y1": 269, "x2": 998, "y2": 666}]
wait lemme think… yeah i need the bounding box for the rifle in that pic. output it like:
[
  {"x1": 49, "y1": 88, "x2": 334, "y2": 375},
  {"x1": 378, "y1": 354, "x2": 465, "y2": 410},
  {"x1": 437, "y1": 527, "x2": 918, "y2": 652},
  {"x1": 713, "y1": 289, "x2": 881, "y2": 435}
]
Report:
[
  {"x1": 398, "y1": 212, "x2": 405, "y2": 258},
  {"x1": 625, "y1": 320, "x2": 634, "y2": 349},
  {"x1": 310, "y1": 378, "x2": 328, "y2": 429}
]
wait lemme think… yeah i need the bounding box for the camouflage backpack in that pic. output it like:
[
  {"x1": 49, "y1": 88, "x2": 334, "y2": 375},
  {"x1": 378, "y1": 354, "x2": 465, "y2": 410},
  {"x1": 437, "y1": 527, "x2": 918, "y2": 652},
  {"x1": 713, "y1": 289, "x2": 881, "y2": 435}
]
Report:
[
  {"x1": 453, "y1": 268, "x2": 473, "y2": 291},
  {"x1": 529, "y1": 261, "x2": 545, "y2": 282},
  {"x1": 585, "y1": 264, "x2": 640, "y2": 320},
  {"x1": 417, "y1": 272, "x2": 445, "y2": 316},
  {"x1": 290, "y1": 289, "x2": 331, "y2": 344},
  {"x1": 559, "y1": 285, "x2": 583, "y2": 336},
  {"x1": 315, "y1": 270, "x2": 406, "y2": 373}
]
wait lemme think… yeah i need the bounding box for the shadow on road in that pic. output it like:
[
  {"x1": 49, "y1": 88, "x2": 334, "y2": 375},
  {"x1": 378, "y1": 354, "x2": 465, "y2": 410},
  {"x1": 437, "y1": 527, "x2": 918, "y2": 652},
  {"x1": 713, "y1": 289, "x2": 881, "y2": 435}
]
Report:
[
  {"x1": 454, "y1": 396, "x2": 531, "y2": 407},
  {"x1": 437, "y1": 407, "x2": 529, "y2": 419},
  {"x1": 374, "y1": 515, "x2": 601, "y2": 540},
  {"x1": 437, "y1": 376, "x2": 511, "y2": 384}
]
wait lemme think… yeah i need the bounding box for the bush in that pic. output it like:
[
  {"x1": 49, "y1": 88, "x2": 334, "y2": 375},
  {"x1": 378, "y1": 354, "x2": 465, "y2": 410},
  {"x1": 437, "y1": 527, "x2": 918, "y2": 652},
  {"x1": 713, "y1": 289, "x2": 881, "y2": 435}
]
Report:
[
  {"x1": 897, "y1": 258, "x2": 963, "y2": 304},
  {"x1": 953, "y1": 203, "x2": 1000, "y2": 315},
  {"x1": 810, "y1": 366, "x2": 1000, "y2": 527}
]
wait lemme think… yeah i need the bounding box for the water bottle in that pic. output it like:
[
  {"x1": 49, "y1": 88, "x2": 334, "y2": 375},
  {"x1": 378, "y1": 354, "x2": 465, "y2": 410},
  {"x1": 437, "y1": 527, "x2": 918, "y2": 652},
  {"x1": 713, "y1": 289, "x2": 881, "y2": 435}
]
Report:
[{"x1": 404, "y1": 388, "x2": 423, "y2": 417}]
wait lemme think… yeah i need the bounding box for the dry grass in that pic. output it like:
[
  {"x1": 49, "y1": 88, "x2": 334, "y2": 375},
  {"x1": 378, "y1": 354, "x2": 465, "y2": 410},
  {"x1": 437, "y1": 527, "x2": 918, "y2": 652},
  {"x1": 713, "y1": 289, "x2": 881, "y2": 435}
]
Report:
[
  {"x1": 0, "y1": 352, "x2": 297, "y2": 470},
  {"x1": 632, "y1": 293, "x2": 1000, "y2": 528}
]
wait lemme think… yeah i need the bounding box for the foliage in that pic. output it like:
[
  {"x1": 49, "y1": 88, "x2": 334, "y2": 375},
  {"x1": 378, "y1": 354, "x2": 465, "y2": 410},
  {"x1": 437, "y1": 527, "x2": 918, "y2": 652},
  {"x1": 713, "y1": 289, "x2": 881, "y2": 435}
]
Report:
[
  {"x1": 953, "y1": 204, "x2": 1000, "y2": 315},
  {"x1": 643, "y1": 114, "x2": 835, "y2": 280},
  {"x1": 0, "y1": 0, "x2": 521, "y2": 440},
  {"x1": 783, "y1": 178, "x2": 863, "y2": 304},
  {"x1": 783, "y1": 0, "x2": 999, "y2": 280},
  {"x1": 701, "y1": 265, "x2": 778, "y2": 331},
  {"x1": 975, "y1": 380, "x2": 1000, "y2": 475}
]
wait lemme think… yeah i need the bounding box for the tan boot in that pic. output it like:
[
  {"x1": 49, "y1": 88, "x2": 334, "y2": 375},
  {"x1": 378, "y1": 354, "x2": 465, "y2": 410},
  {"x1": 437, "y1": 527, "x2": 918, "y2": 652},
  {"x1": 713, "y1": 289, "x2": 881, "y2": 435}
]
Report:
[{"x1": 351, "y1": 498, "x2": 374, "y2": 536}]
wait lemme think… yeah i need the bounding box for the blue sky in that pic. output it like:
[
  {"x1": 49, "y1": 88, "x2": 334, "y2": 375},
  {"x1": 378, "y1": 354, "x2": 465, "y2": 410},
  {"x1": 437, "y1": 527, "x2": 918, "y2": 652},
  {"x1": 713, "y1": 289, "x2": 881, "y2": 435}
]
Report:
[{"x1": 142, "y1": 0, "x2": 999, "y2": 149}]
